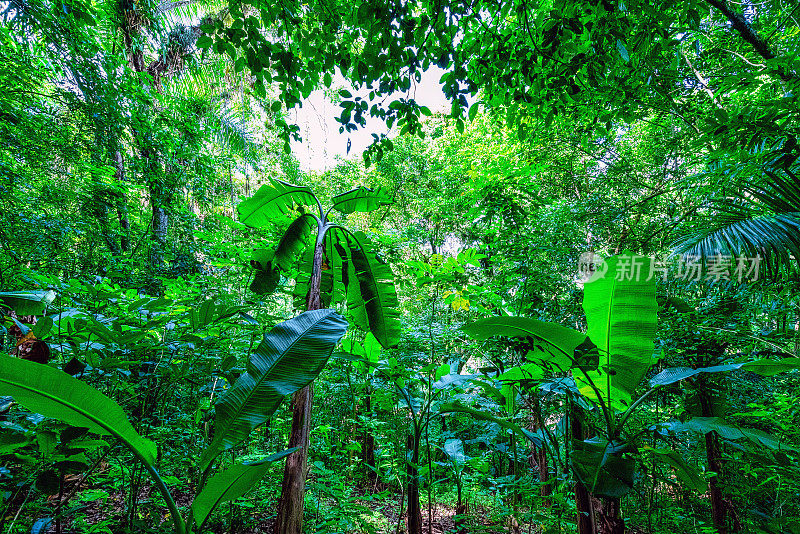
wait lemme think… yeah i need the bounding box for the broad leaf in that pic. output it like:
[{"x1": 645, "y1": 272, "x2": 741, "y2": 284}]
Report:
[
  {"x1": 330, "y1": 186, "x2": 393, "y2": 214},
  {"x1": 462, "y1": 316, "x2": 588, "y2": 371},
  {"x1": 0, "y1": 291, "x2": 56, "y2": 315},
  {"x1": 200, "y1": 310, "x2": 347, "y2": 469},
  {"x1": 274, "y1": 214, "x2": 317, "y2": 271},
  {"x1": 650, "y1": 358, "x2": 800, "y2": 387},
  {"x1": 192, "y1": 448, "x2": 297, "y2": 527},
  {"x1": 250, "y1": 248, "x2": 281, "y2": 295},
  {"x1": 498, "y1": 363, "x2": 545, "y2": 382},
  {"x1": 0, "y1": 357, "x2": 156, "y2": 465},
  {"x1": 443, "y1": 439, "x2": 468, "y2": 466},
  {"x1": 661, "y1": 417, "x2": 798, "y2": 452},
  {"x1": 581, "y1": 254, "x2": 658, "y2": 409},
  {"x1": 572, "y1": 438, "x2": 635, "y2": 498},
  {"x1": 646, "y1": 447, "x2": 707, "y2": 493},
  {"x1": 331, "y1": 229, "x2": 400, "y2": 348},
  {"x1": 439, "y1": 401, "x2": 542, "y2": 447},
  {"x1": 237, "y1": 179, "x2": 318, "y2": 228}
]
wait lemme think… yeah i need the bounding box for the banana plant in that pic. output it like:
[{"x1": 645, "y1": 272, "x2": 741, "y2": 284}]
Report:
[
  {"x1": 451, "y1": 253, "x2": 800, "y2": 534},
  {"x1": 237, "y1": 178, "x2": 400, "y2": 534},
  {"x1": 0, "y1": 309, "x2": 347, "y2": 534}
]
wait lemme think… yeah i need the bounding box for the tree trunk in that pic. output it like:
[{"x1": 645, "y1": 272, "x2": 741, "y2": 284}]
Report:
[
  {"x1": 571, "y1": 408, "x2": 595, "y2": 534},
  {"x1": 363, "y1": 393, "x2": 377, "y2": 480},
  {"x1": 706, "y1": 430, "x2": 727, "y2": 534},
  {"x1": 406, "y1": 433, "x2": 423, "y2": 534},
  {"x1": 596, "y1": 497, "x2": 625, "y2": 534},
  {"x1": 149, "y1": 196, "x2": 169, "y2": 271},
  {"x1": 113, "y1": 150, "x2": 130, "y2": 252},
  {"x1": 528, "y1": 395, "x2": 551, "y2": 505},
  {"x1": 274, "y1": 236, "x2": 325, "y2": 534}
]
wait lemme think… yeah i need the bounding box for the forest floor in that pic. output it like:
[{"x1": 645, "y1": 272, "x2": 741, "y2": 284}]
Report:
[{"x1": 19, "y1": 482, "x2": 509, "y2": 534}]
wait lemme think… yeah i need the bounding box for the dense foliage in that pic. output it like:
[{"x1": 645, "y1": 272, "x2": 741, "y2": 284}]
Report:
[{"x1": 2, "y1": 0, "x2": 800, "y2": 533}]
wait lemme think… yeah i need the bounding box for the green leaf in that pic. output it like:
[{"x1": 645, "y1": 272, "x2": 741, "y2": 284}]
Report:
[
  {"x1": 191, "y1": 448, "x2": 297, "y2": 527},
  {"x1": 274, "y1": 214, "x2": 317, "y2": 271},
  {"x1": 650, "y1": 358, "x2": 800, "y2": 387},
  {"x1": 646, "y1": 448, "x2": 707, "y2": 493},
  {"x1": 572, "y1": 438, "x2": 635, "y2": 498},
  {"x1": 191, "y1": 299, "x2": 217, "y2": 330},
  {"x1": 462, "y1": 316, "x2": 588, "y2": 371},
  {"x1": 331, "y1": 229, "x2": 400, "y2": 348},
  {"x1": 0, "y1": 357, "x2": 156, "y2": 465},
  {"x1": 250, "y1": 249, "x2": 281, "y2": 295},
  {"x1": 200, "y1": 310, "x2": 347, "y2": 469},
  {"x1": 663, "y1": 417, "x2": 798, "y2": 452},
  {"x1": 497, "y1": 363, "x2": 545, "y2": 382},
  {"x1": 0, "y1": 291, "x2": 56, "y2": 315},
  {"x1": 443, "y1": 439, "x2": 468, "y2": 465},
  {"x1": 616, "y1": 39, "x2": 630, "y2": 63},
  {"x1": 439, "y1": 401, "x2": 542, "y2": 447},
  {"x1": 581, "y1": 253, "x2": 657, "y2": 409},
  {"x1": 237, "y1": 179, "x2": 319, "y2": 228},
  {"x1": 330, "y1": 186, "x2": 393, "y2": 214}
]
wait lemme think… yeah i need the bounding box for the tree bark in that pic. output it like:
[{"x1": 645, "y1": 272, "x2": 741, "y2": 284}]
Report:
[
  {"x1": 274, "y1": 236, "x2": 325, "y2": 534},
  {"x1": 596, "y1": 497, "x2": 625, "y2": 534},
  {"x1": 705, "y1": 430, "x2": 727, "y2": 534},
  {"x1": 113, "y1": 150, "x2": 130, "y2": 252},
  {"x1": 406, "y1": 433, "x2": 423, "y2": 534},
  {"x1": 363, "y1": 393, "x2": 377, "y2": 480},
  {"x1": 571, "y1": 408, "x2": 595, "y2": 534}
]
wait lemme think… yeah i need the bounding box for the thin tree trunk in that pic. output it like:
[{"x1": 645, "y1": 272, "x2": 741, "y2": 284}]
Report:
[
  {"x1": 113, "y1": 150, "x2": 131, "y2": 252},
  {"x1": 596, "y1": 497, "x2": 624, "y2": 534},
  {"x1": 274, "y1": 236, "x2": 325, "y2": 534},
  {"x1": 571, "y1": 408, "x2": 595, "y2": 534},
  {"x1": 363, "y1": 393, "x2": 377, "y2": 480},
  {"x1": 149, "y1": 195, "x2": 169, "y2": 271},
  {"x1": 407, "y1": 433, "x2": 423, "y2": 534},
  {"x1": 705, "y1": 430, "x2": 726, "y2": 534}
]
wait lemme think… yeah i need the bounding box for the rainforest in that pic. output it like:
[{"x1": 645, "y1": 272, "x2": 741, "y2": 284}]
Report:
[{"x1": 1, "y1": 0, "x2": 800, "y2": 533}]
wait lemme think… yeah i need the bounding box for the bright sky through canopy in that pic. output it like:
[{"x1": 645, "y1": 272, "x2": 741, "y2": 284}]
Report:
[{"x1": 290, "y1": 66, "x2": 451, "y2": 172}]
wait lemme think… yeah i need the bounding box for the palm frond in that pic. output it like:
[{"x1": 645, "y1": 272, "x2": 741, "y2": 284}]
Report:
[{"x1": 676, "y1": 170, "x2": 800, "y2": 275}]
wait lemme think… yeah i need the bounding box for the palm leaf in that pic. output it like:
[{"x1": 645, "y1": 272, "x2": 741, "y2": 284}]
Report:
[
  {"x1": 237, "y1": 179, "x2": 319, "y2": 228},
  {"x1": 676, "y1": 171, "x2": 800, "y2": 273},
  {"x1": 330, "y1": 228, "x2": 400, "y2": 348},
  {"x1": 581, "y1": 253, "x2": 658, "y2": 410},
  {"x1": 330, "y1": 186, "x2": 392, "y2": 214},
  {"x1": 0, "y1": 290, "x2": 56, "y2": 315},
  {"x1": 462, "y1": 316, "x2": 589, "y2": 372},
  {"x1": 200, "y1": 309, "x2": 347, "y2": 469},
  {"x1": 0, "y1": 357, "x2": 157, "y2": 465},
  {"x1": 274, "y1": 214, "x2": 317, "y2": 271},
  {"x1": 191, "y1": 448, "x2": 297, "y2": 528}
]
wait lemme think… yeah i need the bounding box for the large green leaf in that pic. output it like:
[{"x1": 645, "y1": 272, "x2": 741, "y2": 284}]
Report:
[
  {"x1": 237, "y1": 179, "x2": 319, "y2": 228},
  {"x1": 571, "y1": 438, "x2": 635, "y2": 498},
  {"x1": 0, "y1": 291, "x2": 56, "y2": 315},
  {"x1": 650, "y1": 358, "x2": 800, "y2": 387},
  {"x1": 274, "y1": 214, "x2": 318, "y2": 271},
  {"x1": 462, "y1": 316, "x2": 589, "y2": 371},
  {"x1": 200, "y1": 310, "x2": 347, "y2": 469},
  {"x1": 331, "y1": 229, "x2": 400, "y2": 348},
  {"x1": 662, "y1": 417, "x2": 798, "y2": 452},
  {"x1": 330, "y1": 186, "x2": 393, "y2": 214},
  {"x1": 249, "y1": 248, "x2": 281, "y2": 295},
  {"x1": 646, "y1": 448, "x2": 707, "y2": 493},
  {"x1": 0, "y1": 357, "x2": 156, "y2": 465},
  {"x1": 439, "y1": 401, "x2": 542, "y2": 447},
  {"x1": 581, "y1": 254, "x2": 658, "y2": 409},
  {"x1": 191, "y1": 448, "x2": 297, "y2": 528}
]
